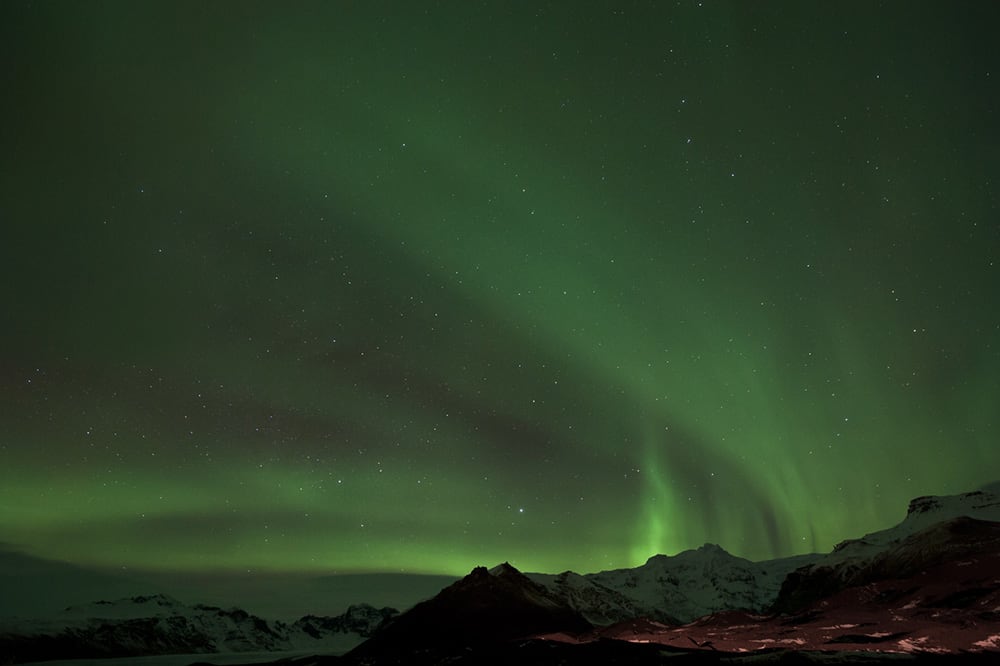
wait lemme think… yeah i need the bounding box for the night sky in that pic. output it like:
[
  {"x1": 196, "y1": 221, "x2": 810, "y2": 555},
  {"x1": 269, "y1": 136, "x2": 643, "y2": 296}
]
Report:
[{"x1": 2, "y1": 1, "x2": 999, "y2": 578}]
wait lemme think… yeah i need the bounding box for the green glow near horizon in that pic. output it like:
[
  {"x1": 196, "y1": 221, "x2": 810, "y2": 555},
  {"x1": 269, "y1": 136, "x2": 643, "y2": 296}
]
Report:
[{"x1": 1, "y1": 2, "x2": 998, "y2": 577}]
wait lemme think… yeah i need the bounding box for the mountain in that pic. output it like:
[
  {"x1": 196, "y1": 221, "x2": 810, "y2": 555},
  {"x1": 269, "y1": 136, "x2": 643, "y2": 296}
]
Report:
[
  {"x1": 347, "y1": 562, "x2": 591, "y2": 660},
  {"x1": 528, "y1": 544, "x2": 820, "y2": 624},
  {"x1": 562, "y1": 487, "x2": 1000, "y2": 657},
  {"x1": 773, "y1": 514, "x2": 1000, "y2": 614},
  {"x1": 7, "y1": 485, "x2": 1000, "y2": 664},
  {"x1": 527, "y1": 485, "x2": 1000, "y2": 627},
  {"x1": 341, "y1": 486, "x2": 1000, "y2": 663},
  {"x1": 589, "y1": 516, "x2": 1000, "y2": 657},
  {"x1": 0, "y1": 594, "x2": 283, "y2": 662},
  {"x1": 0, "y1": 594, "x2": 397, "y2": 664},
  {"x1": 773, "y1": 486, "x2": 1000, "y2": 613},
  {"x1": 291, "y1": 603, "x2": 396, "y2": 641},
  {"x1": 824, "y1": 487, "x2": 1000, "y2": 562}
]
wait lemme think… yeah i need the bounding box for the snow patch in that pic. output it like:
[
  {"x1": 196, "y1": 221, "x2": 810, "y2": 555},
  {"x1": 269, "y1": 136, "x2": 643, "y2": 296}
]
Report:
[
  {"x1": 897, "y1": 636, "x2": 928, "y2": 652},
  {"x1": 973, "y1": 634, "x2": 1000, "y2": 650},
  {"x1": 896, "y1": 636, "x2": 949, "y2": 654}
]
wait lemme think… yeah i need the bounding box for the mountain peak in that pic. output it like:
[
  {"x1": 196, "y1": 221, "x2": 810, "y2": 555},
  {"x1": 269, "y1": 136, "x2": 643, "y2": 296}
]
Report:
[
  {"x1": 643, "y1": 543, "x2": 733, "y2": 567},
  {"x1": 487, "y1": 561, "x2": 520, "y2": 577},
  {"x1": 129, "y1": 593, "x2": 182, "y2": 606},
  {"x1": 351, "y1": 562, "x2": 590, "y2": 655}
]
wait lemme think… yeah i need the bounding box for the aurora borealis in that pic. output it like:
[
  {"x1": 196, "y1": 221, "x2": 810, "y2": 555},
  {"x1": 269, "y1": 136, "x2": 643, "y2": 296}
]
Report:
[{"x1": 2, "y1": 1, "x2": 999, "y2": 579}]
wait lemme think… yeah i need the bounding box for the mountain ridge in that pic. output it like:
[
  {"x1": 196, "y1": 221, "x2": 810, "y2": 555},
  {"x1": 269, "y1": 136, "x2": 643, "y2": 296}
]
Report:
[
  {"x1": 0, "y1": 594, "x2": 397, "y2": 663},
  {"x1": 4, "y1": 484, "x2": 999, "y2": 663}
]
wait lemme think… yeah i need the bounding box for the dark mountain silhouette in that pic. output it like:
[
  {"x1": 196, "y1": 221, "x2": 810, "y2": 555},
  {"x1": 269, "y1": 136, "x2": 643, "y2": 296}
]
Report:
[{"x1": 346, "y1": 561, "x2": 591, "y2": 659}]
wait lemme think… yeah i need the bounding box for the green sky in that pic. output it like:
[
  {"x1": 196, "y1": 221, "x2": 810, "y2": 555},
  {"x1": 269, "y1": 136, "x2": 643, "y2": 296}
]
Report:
[{"x1": 2, "y1": 1, "x2": 998, "y2": 576}]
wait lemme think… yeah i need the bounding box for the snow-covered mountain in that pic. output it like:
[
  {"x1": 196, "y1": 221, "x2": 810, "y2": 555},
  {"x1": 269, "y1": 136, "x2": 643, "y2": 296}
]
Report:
[
  {"x1": 5, "y1": 484, "x2": 999, "y2": 663},
  {"x1": 824, "y1": 485, "x2": 1000, "y2": 562},
  {"x1": 343, "y1": 487, "x2": 1000, "y2": 663},
  {"x1": 291, "y1": 602, "x2": 396, "y2": 642},
  {"x1": 528, "y1": 544, "x2": 819, "y2": 624},
  {"x1": 345, "y1": 509, "x2": 1000, "y2": 665},
  {"x1": 773, "y1": 484, "x2": 1000, "y2": 613},
  {"x1": 587, "y1": 516, "x2": 1000, "y2": 656},
  {"x1": 524, "y1": 484, "x2": 1000, "y2": 625},
  {"x1": 0, "y1": 594, "x2": 397, "y2": 663}
]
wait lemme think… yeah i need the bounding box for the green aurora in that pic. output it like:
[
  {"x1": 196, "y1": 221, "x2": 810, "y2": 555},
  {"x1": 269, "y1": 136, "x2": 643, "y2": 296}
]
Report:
[{"x1": 2, "y1": 1, "x2": 999, "y2": 577}]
